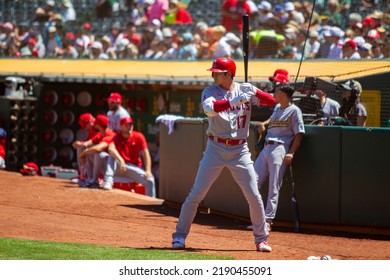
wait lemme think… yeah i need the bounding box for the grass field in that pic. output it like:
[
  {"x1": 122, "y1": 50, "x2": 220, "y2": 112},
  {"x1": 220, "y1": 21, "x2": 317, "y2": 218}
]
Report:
[{"x1": 0, "y1": 238, "x2": 234, "y2": 260}]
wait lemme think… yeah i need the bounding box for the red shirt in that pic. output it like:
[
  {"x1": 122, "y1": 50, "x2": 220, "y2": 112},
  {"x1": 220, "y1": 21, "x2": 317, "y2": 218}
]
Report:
[
  {"x1": 86, "y1": 128, "x2": 98, "y2": 141},
  {"x1": 113, "y1": 131, "x2": 148, "y2": 168},
  {"x1": 175, "y1": 8, "x2": 193, "y2": 24},
  {"x1": 221, "y1": 0, "x2": 251, "y2": 32},
  {"x1": 91, "y1": 129, "x2": 115, "y2": 151},
  {"x1": 0, "y1": 138, "x2": 5, "y2": 158}
]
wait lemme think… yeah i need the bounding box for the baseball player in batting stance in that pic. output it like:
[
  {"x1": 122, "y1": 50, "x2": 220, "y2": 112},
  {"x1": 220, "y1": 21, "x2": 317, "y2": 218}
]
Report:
[
  {"x1": 171, "y1": 57, "x2": 276, "y2": 252},
  {"x1": 254, "y1": 85, "x2": 305, "y2": 231}
]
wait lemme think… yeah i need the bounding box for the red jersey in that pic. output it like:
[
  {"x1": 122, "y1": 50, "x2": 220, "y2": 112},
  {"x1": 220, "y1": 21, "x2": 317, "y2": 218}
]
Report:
[
  {"x1": 113, "y1": 131, "x2": 148, "y2": 168},
  {"x1": 221, "y1": 0, "x2": 251, "y2": 32},
  {"x1": 0, "y1": 138, "x2": 5, "y2": 158},
  {"x1": 91, "y1": 129, "x2": 115, "y2": 151},
  {"x1": 86, "y1": 128, "x2": 98, "y2": 141}
]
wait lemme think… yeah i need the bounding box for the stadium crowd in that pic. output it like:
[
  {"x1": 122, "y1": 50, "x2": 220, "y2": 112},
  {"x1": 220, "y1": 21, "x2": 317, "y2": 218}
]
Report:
[{"x1": 0, "y1": 0, "x2": 389, "y2": 60}]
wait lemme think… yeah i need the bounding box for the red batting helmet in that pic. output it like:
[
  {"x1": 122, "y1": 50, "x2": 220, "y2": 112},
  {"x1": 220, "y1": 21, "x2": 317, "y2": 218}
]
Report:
[
  {"x1": 207, "y1": 57, "x2": 236, "y2": 76},
  {"x1": 78, "y1": 113, "x2": 95, "y2": 129},
  {"x1": 269, "y1": 69, "x2": 290, "y2": 82}
]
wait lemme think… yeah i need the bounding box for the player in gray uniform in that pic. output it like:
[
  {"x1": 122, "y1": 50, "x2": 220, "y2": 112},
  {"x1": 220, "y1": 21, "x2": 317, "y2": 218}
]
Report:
[
  {"x1": 254, "y1": 85, "x2": 305, "y2": 230},
  {"x1": 171, "y1": 57, "x2": 276, "y2": 252},
  {"x1": 107, "y1": 92, "x2": 130, "y2": 133}
]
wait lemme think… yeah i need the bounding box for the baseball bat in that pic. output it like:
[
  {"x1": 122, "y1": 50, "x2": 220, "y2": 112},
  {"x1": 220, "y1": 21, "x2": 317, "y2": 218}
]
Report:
[
  {"x1": 242, "y1": 14, "x2": 249, "y2": 83},
  {"x1": 289, "y1": 164, "x2": 301, "y2": 232}
]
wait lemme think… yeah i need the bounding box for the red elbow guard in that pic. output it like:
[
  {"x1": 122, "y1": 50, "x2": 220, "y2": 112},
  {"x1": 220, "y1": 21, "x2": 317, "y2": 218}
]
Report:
[
  {"x1": 255, "y1": 89, "x2": 276, "y2": 106},
  {"x1": 213, "y1": 100, "x2": 231, "y2": 112}
]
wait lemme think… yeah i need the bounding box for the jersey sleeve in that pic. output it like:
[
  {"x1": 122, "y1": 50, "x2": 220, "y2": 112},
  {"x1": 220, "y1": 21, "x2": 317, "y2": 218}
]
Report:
[
  {"x1": 252, "y1": 87, "x2": 276, "y2": 107},
  {"x1": 202, "y1": 87, "x2": 219, "y2": 117},
  {"x1": 293, "y1": 106, "x2": 306, "y2": 135}
]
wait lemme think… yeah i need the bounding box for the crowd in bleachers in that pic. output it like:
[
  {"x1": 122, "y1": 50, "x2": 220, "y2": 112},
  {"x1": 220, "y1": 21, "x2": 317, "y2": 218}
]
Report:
[{"x1": 0, "y1": 0, "x2": 389, "y2": 60}]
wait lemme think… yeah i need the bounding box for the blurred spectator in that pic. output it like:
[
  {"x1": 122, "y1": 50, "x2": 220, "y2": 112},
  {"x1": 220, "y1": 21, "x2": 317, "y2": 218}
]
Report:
[
  {"x1": 101, "y1": 35, "x2": 117, "y2": 59},
  {"x1": 164, "y1": 0, "x2": 193, "y2": 25},
  {"x1": 177, "y1": 32, "x2": 197, "y2": 60},
  {"x1": 89, "y1": 41, "x2": 109, "y2": 59},
  {"x1": 279, "y1": 45, "x2": 299, "y2": 59},
  {"x1": 14, "y1": 22, "x2": 30, "y2": 49},
  {"x1": 295, "y1": 29, "x2": 311, "y2": 59},
  {"x1": 348, "y1": 13, "x2": 363, "y2": 28},
  {"x1": 342, "y1": 39, "x2": 361, "y2": 59},
  {"x1": 123, "y1": 21, "x2": 142, "y2": 48},
  {"x1": 75, "y1": 39, "x2": 89, "y2": 58},
  {"x1": 273, "y1": 4, "x2": 288, "y2": 24},
  {"x1": 35, "y1": 0, "x2": 56, "y2": 22},
  {"x1": 161, "y1": 27, "x2": 178, "y2": 59},
  {"x1": 8, "y1": 41, "x2": 22, "y2": 58},
  {"x1": 212, "y1": 25, "x2": 231, "y2": 58},
  {"x1": 59, "y1": 38, "x2": 78, "y2": 58},
  {"x1": 96, "y1": 0, "x2": 113, "y2": 19},
  {"x1": 45, "y1": 26, "x2": 62, "y2": 57},
  {"x1": 371, "y1": 39, "x2": 384, "y2": 58},
  {"x1": 109, "y1": 21, "x2": 125, "y2": 49},
  {"x1": 60, "y1": 0, "x2": 76, "y2": 23},
  {"x1": 358, "y1": 42, "x2": 373, "y2": 59},
  {"x1": 144, "y1": 40, "x2": 164, "y2": 59},
  {"x1": 309, "y1": 29, "x2": 320, "y2": 59},
  {"x1": 81, "y1": 23, "x2": 95, "y2": 48},
  {"x1": 323, "y1": 0, "x2": 342, "y2": 27},
  {"x1": 145, "y1": 0, "x2": 169, "y2": 25},
  {"x1": 301, "y1": 1, "x2": 322, "y2": 29},
  {"x1": 225, "y1": 32, "x2": 243, "y2": 59},
  {"x1": 326, "y1": 26, "x2": 344, "y2": 59},
  {"x1": 256, "y1": 1, "x2": 273, "y2": 25},
  {"x1": 285, "y1": 2, "x2": 305, "y2": 25},
  {"x1": 196, "y1": 26, "x2": 214, "y2": 59},
  {"x1": 221, "y1": 0, "x2": 251, "y2": 34},
  {"x1": 0, "y1": 22, "x2": 14, "y2": 56}
]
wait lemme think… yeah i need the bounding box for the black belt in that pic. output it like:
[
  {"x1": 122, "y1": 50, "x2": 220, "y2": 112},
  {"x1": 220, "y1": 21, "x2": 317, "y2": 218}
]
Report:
[
  {"x1": 209, "y1": 136, "x2": 246, "y2": 146},
  {"x1": 265, "y1": 140, "x2": 283, "y2": 145}
]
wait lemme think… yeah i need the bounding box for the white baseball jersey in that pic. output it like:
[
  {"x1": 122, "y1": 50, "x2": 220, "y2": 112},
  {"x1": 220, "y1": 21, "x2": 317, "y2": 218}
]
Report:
[
  {"x1": 202, "y1": 82, "x2": 260, "y2": 139},
  {"x1": 107, "y1": 106, "x2": 130, "y2": 133}
]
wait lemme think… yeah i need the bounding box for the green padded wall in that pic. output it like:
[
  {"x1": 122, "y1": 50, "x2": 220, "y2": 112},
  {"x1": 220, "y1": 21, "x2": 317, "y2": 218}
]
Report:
[
  {"x1": 276, "y1": 126, "x2": 342, "y2": 224},
  {"x1": 341, "y1": 127, "x2": 390, "y2": 227}
]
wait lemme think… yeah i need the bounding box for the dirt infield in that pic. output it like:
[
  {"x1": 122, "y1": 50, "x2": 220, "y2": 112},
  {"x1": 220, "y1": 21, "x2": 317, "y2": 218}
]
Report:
[{"x1": 0, "y1": 171, "x2": 389, "y2": 260}]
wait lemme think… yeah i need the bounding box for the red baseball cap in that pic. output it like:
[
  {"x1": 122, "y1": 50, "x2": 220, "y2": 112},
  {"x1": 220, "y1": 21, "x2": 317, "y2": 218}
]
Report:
[
  {"x1": 269, "y1": 69, "x2": 289, "y2": 82},
  {"x1": 83, "y1": 22, "x2": 91, "y2": 30},
  {"x1": 78, "y1": 113, "x2": 95, "y2": 129},
  {"x1": 120, "y1": 117, "x2": 134, "y2": 126},
  {"x1": 272, "y1": 74, "x2": 289, "y2": 83},
  {"x1": 362, "y1": 17, "x2": 375, "y2": 27},
  {"x1": 107, "y1": 92, "x2": 122, "y2": 103},
  {"x1": 28, "y1": 38, "x2": 37, "y2": 45},
  {"x1": 95, "y1": 114, "x2": 109, "y2": 127},
  {"x1": 343, "y1": 39, "x2": 357, "y2": 49}
]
